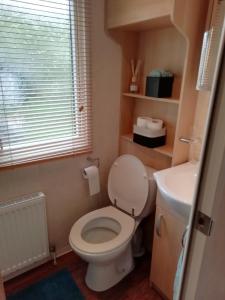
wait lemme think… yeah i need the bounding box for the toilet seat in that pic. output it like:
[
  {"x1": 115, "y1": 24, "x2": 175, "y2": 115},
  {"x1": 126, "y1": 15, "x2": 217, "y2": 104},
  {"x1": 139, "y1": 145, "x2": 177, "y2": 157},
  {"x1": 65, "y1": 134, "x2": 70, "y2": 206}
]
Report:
[
  {"x1": 108, "y1": 154, "x2": 149, "y2": 217},
  {"x1": 69, "y1": 206, "x2": 135, "y2": 255}
]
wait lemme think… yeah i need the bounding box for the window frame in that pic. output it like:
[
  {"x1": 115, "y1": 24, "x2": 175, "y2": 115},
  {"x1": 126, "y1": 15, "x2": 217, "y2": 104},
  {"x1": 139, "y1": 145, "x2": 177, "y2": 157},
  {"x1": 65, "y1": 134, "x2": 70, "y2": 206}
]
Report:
[{"x1": 0, "y1": 0, "x2": 92, "y2": 168}]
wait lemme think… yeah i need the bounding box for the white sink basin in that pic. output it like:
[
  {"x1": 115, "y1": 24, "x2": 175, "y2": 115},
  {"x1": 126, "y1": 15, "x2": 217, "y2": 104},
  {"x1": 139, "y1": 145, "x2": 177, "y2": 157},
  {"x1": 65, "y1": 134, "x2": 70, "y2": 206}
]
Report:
[{"x1": 154, "y1": 162, "x2": 199, "y2": 221}]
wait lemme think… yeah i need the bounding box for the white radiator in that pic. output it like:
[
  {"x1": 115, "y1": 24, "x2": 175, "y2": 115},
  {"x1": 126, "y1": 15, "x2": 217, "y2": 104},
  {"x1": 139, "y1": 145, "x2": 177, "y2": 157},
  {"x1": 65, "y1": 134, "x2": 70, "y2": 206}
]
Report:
[{"x1": 0, "y1": 192, "x2": 49, "y2": 278}]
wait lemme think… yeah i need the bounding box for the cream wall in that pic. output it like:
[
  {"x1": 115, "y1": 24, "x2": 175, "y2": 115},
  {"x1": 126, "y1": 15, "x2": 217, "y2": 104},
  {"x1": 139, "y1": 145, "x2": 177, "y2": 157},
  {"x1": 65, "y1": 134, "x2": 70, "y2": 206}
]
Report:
[{"x1": 0, "y1": 0, "x2": 121, "y2": 254}]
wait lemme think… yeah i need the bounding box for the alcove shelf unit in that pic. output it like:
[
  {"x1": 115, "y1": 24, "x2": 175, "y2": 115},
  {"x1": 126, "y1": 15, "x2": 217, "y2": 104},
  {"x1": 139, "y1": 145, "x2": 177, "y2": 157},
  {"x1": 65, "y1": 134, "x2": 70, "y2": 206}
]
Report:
[{"x1": 106, "y1": 0, "x2": 209, "y2": 170}]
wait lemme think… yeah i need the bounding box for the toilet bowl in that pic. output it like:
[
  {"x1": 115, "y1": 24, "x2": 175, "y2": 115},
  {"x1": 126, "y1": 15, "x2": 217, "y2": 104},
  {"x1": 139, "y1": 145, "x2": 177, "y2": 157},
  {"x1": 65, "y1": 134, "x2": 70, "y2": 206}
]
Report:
[{"x1": 69, "y1": 154, "x2": 156, "y2": 291}]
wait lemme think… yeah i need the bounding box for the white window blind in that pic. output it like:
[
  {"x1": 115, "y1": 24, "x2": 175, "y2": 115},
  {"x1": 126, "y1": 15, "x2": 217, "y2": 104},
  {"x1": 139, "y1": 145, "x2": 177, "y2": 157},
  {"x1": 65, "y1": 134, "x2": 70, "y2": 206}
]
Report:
[
  {"x1": 197, "y1": 0, "x2": 225, "y2": 90},
  {"x1": 0, "y1": 0, "x2": 92, "y2": 167}
]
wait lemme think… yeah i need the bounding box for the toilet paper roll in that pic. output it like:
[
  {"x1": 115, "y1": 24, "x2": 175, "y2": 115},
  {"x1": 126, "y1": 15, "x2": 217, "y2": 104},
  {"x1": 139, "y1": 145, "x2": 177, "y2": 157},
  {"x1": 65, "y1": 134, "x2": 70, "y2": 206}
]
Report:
[
  {"x1": 83, "y1": 165, "x2": 100, "y2": 196},
  {"x1": 146, "y1": 118, "x2": 163, "y2": 130},
  {"x1": 137, "y1": 117, "x2": 152, "y2": 128}
]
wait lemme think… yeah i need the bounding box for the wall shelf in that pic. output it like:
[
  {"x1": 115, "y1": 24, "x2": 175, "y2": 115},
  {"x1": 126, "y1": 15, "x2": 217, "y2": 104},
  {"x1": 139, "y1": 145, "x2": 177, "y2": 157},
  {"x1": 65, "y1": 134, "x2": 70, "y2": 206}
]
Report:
[
  {"x1": 106, "y1": 0, "x2": 173, "y2": 31},
  {"x1": 123, "y1": 93, "x2": 180, "y2": 105},
  {"x1": 106, "y1": 0, "x2": 208, "y2": 169},
  {"x1": 121, "y1": 134, "x2": 173, "y2": 158}
]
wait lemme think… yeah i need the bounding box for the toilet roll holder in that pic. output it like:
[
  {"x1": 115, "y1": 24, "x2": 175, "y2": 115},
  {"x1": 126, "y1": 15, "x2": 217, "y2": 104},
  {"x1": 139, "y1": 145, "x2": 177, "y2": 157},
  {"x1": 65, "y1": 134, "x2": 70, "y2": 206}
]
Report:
[
  {"x1": 82, "y1": 157, "x2": 100, "y2": 179},
  {"x1": 87, "y1": 156, "x2": 100, "y2": 168}
]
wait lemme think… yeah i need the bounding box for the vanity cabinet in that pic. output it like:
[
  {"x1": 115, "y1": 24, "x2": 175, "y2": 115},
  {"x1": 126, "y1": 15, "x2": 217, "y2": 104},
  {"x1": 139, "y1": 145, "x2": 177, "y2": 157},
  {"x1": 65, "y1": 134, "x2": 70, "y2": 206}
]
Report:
[{"x1": 150, "y1": 192, "x2": 186, "y2": 300}]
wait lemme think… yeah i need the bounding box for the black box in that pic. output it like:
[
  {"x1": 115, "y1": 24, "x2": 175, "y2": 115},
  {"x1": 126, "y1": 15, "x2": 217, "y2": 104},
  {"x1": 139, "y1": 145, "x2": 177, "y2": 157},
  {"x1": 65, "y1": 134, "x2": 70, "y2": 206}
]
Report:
[
  {"x1": 145, "y1": 76, "x2": 174, "y2": 98},
  {"x1": 133, "y1": 125, "x2": 166, "y2": 148},
  {"x1": 133, "y1": 134, "x2": 166, "y2": 148}
]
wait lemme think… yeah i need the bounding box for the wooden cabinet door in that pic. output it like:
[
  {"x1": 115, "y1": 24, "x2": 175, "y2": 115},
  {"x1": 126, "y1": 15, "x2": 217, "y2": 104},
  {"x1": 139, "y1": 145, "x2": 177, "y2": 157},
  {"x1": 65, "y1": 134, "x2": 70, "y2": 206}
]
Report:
[{"x1": 150, "y1": 205, "x2": 185, "y2": 300}]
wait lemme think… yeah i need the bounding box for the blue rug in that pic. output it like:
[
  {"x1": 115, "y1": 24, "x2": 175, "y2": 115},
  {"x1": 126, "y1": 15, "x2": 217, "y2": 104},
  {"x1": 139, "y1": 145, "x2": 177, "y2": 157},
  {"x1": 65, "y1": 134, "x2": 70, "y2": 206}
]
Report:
[{"x1": 7, "y1": 269, "x2": 84, "y2": 300}]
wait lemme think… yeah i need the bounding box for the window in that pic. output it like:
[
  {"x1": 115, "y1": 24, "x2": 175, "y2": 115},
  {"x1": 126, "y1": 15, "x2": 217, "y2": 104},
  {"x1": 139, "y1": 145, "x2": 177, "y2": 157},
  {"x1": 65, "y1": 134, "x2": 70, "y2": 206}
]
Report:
[
  {"x1": 0, "y1": 0, "x2": 92, "y2": 167},
  {"x1": 197, "y1": 0, "x2": 225, "y2": 90}
]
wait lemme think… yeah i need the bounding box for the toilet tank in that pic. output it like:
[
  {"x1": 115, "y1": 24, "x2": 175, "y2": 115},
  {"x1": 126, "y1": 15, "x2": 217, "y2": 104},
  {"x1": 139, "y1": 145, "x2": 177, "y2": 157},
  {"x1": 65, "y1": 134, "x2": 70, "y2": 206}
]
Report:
[{"x1": 139, "y1": 166, "x2": 157, "y2": 219}]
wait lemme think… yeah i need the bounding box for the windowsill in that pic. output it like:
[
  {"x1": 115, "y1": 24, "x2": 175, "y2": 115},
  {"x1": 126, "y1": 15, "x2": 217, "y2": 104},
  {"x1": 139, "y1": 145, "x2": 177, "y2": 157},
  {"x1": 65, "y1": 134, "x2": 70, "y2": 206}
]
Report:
[
  {"x1": 0, "y1": 148, "x2": 92, "y2": 171},
  {"x1": 0, "y1": 134, "x2": 92, "y2": 169}
]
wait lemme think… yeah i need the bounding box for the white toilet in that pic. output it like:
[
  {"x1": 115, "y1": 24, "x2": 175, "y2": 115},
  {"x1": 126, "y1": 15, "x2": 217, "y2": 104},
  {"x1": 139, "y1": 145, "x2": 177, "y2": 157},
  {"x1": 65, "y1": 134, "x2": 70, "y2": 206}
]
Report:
[{"x1": 69, "y1": 154, "x2": 156, "y2": 291}]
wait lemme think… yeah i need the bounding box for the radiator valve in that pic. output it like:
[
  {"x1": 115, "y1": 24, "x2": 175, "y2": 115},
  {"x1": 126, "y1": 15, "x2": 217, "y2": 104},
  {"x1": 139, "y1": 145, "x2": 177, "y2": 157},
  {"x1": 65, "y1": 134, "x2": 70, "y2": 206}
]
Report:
[{"x1": 49, "y1": 245, "x2": 57, "y2": 266}]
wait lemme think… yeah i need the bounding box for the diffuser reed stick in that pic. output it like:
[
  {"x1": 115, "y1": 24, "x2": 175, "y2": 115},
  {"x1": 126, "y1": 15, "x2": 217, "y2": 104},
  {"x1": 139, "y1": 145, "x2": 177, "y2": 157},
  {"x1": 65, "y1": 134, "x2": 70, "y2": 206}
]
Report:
[{"x1": 130, "y1": 59, "x2": 141, "y2": 93}]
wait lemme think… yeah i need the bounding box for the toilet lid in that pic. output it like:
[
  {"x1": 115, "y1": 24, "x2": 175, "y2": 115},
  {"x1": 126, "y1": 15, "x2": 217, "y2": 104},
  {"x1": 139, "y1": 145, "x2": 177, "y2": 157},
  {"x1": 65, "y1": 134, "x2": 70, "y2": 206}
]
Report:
[{"x1": 108, "y1": 154, "x2": 149, "y2": 217}]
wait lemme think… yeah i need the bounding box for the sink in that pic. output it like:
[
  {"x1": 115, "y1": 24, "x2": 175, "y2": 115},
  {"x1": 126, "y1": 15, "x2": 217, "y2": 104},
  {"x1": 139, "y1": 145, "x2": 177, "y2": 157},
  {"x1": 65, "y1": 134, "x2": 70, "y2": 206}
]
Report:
[{"x1": 154, "y1": 162, "x2": 199, "y2": 221}]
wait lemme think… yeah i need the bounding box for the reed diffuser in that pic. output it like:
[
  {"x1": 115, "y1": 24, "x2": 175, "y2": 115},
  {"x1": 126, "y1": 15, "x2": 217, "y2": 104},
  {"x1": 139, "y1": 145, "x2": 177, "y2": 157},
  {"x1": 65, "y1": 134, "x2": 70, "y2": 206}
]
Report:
[{"x1": 129, "y1": 59, "x2": 141, "y2": 93}]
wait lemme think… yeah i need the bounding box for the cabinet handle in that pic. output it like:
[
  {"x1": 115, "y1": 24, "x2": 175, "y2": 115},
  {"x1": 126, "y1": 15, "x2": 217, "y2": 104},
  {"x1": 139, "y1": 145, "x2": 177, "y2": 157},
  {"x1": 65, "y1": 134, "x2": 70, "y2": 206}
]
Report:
[{"x1": 156, "y1": 214, "x2": 163, "y2": 237}]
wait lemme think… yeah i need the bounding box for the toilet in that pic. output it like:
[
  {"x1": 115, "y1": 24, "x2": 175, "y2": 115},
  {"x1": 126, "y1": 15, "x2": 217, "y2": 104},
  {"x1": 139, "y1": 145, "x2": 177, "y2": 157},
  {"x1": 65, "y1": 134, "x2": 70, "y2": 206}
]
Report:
[{"x1": 69, "y1": 154, "x2": 156, "y2": 291}]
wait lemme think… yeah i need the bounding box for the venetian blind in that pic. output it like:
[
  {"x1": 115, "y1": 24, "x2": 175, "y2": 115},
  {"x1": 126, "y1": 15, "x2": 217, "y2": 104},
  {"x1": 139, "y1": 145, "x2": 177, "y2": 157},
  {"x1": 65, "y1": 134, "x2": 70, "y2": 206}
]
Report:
[
  {"x1": 0, "y1": 0, "x2": 92, "y2": 167},
  {"x1": 197, "y1": 0, "x2": 225, "y2": 90}
]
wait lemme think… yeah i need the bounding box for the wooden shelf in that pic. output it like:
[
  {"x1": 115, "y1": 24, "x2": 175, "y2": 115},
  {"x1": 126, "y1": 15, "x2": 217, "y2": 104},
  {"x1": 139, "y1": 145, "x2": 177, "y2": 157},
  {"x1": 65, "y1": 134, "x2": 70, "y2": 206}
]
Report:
[
  {"x1": 109, "y1": 16, "x2": 172, "y2": 31},
  {"x1": 123, "y1": 93, "x2": 179, "y2": 105},
  {"x1": 121, "y1": 134, "x2": 173, "y2": 158},
  {"x1": 107, "y1": 0, "x2": 208, "y2": 167},
  {"x1": 106, "y1": 0, "x2": 173, "y2": 31}
]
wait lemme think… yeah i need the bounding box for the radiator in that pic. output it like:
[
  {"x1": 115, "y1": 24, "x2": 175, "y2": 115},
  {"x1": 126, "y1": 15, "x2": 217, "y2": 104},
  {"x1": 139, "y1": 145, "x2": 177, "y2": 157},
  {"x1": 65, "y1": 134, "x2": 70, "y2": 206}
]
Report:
[{"x1": 0, "y1": 192, "x2": 49, "y2": 278}]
